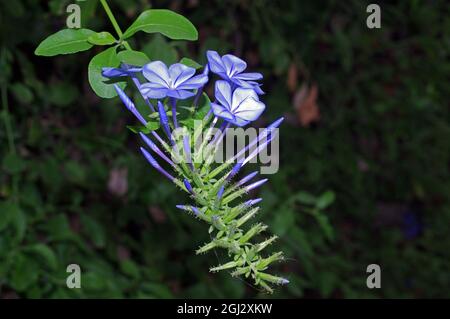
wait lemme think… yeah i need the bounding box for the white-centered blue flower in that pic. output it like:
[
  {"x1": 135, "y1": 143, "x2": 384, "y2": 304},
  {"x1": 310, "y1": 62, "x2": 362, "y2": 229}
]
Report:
[
  {"x1": 207, "y1": 50, "x2": 264, "y2": 94},
  {"x1": 140, "y1": 61, "x2": 208, "y2": 100},
  {"x1": 211, "y1": 80, "x2": 265, "y2": 127}
]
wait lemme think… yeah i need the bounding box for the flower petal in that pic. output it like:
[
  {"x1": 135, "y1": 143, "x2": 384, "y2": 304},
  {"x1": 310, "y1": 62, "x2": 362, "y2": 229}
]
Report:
[
  {"x1": 102, "y1": 66, "x2": 141, "y2": 78},
  {"x1": 214, "y1": 80, "x2": 232, "y2": 110},
  {"x1": 102, "y1": 67, "x2": 127, "y2": 78},
  {"x1": 140, "y1": 83, "x2": 168, "y2": 99},
  {"x1": 230, "y1": 117, "x2": 250, "y2": 127},
  {"x1": 231, "y1": 87, "x2": 259, "y2": 112},
  {"x1": 234, "y1": 72, "x2": 263, "y2": 81},
  {"x1": 176, "y1": 74, "x2": 208, "y2": 90},
  {"x1": 222, "y1": 54, "x2": 247, "y2": 77},
  {"x1": 169, "y1": 63, "x2": 196, "y2": 87},
  {"x1": 211, "y1": 102, "x2": 234, "y2": 121},
  {"x1": 206, "y1": 50, "x2": 226, "y2": 74},
  {"x1": 167, "y1": 89, "x2": 195, "y2": 100},
  {"x1": 142, "y1": 61, "x2": 170, "y2": 87},
  {"x1": 234, "y1": 97, "x2": 265, "y2": 122}
]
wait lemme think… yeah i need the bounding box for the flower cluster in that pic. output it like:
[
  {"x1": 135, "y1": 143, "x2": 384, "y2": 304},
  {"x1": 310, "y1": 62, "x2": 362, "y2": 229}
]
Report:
[{"x1": 103, "y1": 50, "x2": 287, "y2": 293}]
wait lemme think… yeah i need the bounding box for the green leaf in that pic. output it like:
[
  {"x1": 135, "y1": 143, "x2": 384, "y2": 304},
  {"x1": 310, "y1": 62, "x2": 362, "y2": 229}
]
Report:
[
  {"x1": 48, "y1": 83, "x2": 78, "y2": 107},
  {"x1": 35, "y1": 28, "x2": 95, "y2": 56},
  {"x1": 65, "y1": 161, "x2": 86, "y2": 184},
  {"x1": 126, "y1": 121, "x2": 160, "y2": 134},
  {"x1": 120, "y1": 260, "x2": 140, "y2": 279},
  {"x1": 88, "y1": 31, "x2": 116, "y2": 46},
  {"x1": 123, "y1": 9, "x2": 198, "y2": 41},
  {"x1": 315, "y1": 214, "x2": 334, "y2": 241},
  {"x1": 11, "y1": 207, "x2": 26, "y2": 243},
  {"x1": 2, "y1": 152, "x2": 27, "y2": 174},
  {"x1": 88, "y1": 46, "x2": 125, "y2": 98},
  {"x1": 180, "y1": 57, "x2": 202, "y2": 69},
  {"x1": 80, "y1": 215, "x2": 106, "y2": 248},
  {"x1": 272, "y1": 210, "x2": 295, "y2": 236},
  {"x1": 83, "y1": 272, "x2": 107, "y2": 291},
  {"x1": 25, "y1": 244, "x2": 58, "y2": 270},
  {"x1": 10, "y1": 83, "x2": 34, "y2": 104},
  {"x1": 0, "y1": 201, "x2": 20, "y2": 232},
  {"x1": 117, "y1": 50, "x2": 150, "y2": 66},
  {"x1": 316, "y1": 191, "x2": 335, "y2": 210},
  {"x1": 45, "y1": 215, "x2": 73, "y2": 241},
  {"x1": 9, "y1": 253, "x2": 39, "y2": 292},
  {"x1": 295, "y1": 191, "x2": 317, "y2": 205},
  {"x1": 142, "y1": 34, "x2": 177, "y2": 65}
]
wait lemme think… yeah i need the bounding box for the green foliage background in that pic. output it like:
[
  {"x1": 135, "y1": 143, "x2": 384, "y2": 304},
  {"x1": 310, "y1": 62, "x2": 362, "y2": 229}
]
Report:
[{"x1": 0, "y1": 0, "x2": 449, "y2": 298}]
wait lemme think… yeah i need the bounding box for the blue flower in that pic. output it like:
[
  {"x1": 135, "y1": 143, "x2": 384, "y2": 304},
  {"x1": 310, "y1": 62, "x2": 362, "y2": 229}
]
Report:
[
  {"x1": 102, "y1": 64, "x2": 142, "y2": 78},
  {"x1": 211, "y1": 80, "x2": 265, "y2": 126},
  {"x1": 140, "y1": 61, "x2": 208, "y2": 100},
  {"x1": 206, "y1": 50, "x2": 264, "y2": 94}
]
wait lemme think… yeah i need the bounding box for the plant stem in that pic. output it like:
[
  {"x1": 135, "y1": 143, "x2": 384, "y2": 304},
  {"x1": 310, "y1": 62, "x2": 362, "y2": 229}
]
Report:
[{"x1": 99, "y1": 0, "x2": 132, "y2": 50}]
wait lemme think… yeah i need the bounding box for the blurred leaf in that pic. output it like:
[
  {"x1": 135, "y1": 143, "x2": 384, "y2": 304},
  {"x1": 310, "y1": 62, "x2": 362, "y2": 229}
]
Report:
[
  {"x1": 295, "y1": 191, "x2": 316, "y2": 205},
  {"x1": 294, "y1": 83, "x2": 320, "y2": 127},
  {"x1": 25, "y1": 244, "x2": 58, "y2": 270},
  {"x1": 10, "y1": 83, "x2": 34, "y2": 104},
  {"x1": 83, "y1": 272, "x2": 107, "y2": 291},
  {"x1": 117, "y1": 50, "x2": 150, "y2": 66},
  {"x1": 3, "y1": 0, "x2": 25, "y2": 17},
  {"x1": 315, "y1": 214, "x2": 334, "y2": 241},
  {"x1": 88, "y1": 46, "x2": 125, "y2": 98},
  {"x1": 123, "y1": 9, "x2": 198, "y2": 41},
  {"x1": 2, "y1": 152, "x2": 26, "y2": 174},
  {"x1": 142, "y1": 34, "x2": 177, "y2": 65},
  {"x1": 9, "y1": 253, "x2": 39, "y2": 292},
  {"x1": 48, "y1": 83, "x2": 78, "y2": 107},
  {"x1": 46, "y1": 215, "x2": 72, "y2": 240},
  {"x1": 180, "y1": 57, "x2": 202, "y2": 69},
  {"x1": 272, "y1": 210, "x2": 295, "y2": 236},
  {"x1": 140, "y1": 283, "x2": 173, "y2": 298},
  {"x1": 11, "y1": 206, "x2": 27, "y2": 243},
  {"x1": 88, "y1": 31, "x2": 116, "y2": 46},
  {"x1": 316, "y1": 191, "x2": 335, "y2": 210},
  {"x1": 35, "y1": 29, "x2": 95, "y2": 56},
  {"x1": 81, "y1": 215, "x2": 106, "y2": 248},
  {"x1": 0, "y1": 201, "x2": 20, "y2": 232},
  {"x1": 65, "y1": 161, "x2": 86, "y2": 184},
  {"x1": 120, "y1": 260, "x2": 140, "y2": 279}
]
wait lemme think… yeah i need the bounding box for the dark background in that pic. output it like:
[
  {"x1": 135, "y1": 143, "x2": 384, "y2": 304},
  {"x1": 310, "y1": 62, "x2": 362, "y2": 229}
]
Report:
[{"x1": 0, "y1": 0, "x2": 449, "y2": 298}]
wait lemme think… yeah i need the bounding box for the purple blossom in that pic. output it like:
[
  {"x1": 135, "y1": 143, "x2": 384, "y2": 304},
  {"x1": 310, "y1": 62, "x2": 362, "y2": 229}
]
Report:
[
  {"x1": 236, "y1": 171, "x2": 258, "y2": 187},
  {"x1": 183, "y1": 179, "x2": 194, "y2": 194},
  {"x1": 244, "y1": 198, "x2": 262, "y2": 207},
  {"x1": 211, "y1": 81, "x2": 265, "y2": 127},
  {"x1": 226, "y1": 162, "x2": 243, "y2": 181},
  {"x1": 113, "y1": 84, "x2": 147, "y2": 125},
  {"x1": 176, "y1": 205, "x2": 201, "y2": 217},
  {"x1": 217, "y1": 185, "x2": 225, "y2": 200},
  {"x1": 140, "y1": 147, "x2": 174, "y2": 181},
  {"x1": 139, "y1": 132, "x2": 174, "y2": 167},
  {"x1": 157, "y1": 101, "x2": 172, "y2": 142},
  {"x1": 280, "y1": 278, "x2": 289, "y2": 285},
  {"x1": 102, "y1": 64, "x2": 142, "y2": 78},
  {"x1": 140, "y1": 61, "x2": 208, "y2": 100},
  {"x1": 245, "y1": 178, "x2": 268, "y2": 191},
  {"x1": 206, "y1": 50, "x2": 264, "y2": 94}
]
